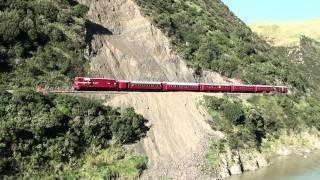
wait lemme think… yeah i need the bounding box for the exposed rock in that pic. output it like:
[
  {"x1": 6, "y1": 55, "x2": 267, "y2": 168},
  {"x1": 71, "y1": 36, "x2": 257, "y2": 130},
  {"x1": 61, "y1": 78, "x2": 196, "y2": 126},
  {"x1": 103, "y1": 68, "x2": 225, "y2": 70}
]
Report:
[
  {"x1": 217, "y1": 149, "x2": 270, "y2": 178},
  {"x1": 255, "y1": 153, "x2": 269, "y2": 168},
  {"x1": 77, "y1": 0, "x2": 238, "y2": 84},
  {"x1": 77, "y1": 0, "x2": 195, "y2": 81},
  {"x1": 239, "y1": 150, "x2": 268, "y2": 172}
]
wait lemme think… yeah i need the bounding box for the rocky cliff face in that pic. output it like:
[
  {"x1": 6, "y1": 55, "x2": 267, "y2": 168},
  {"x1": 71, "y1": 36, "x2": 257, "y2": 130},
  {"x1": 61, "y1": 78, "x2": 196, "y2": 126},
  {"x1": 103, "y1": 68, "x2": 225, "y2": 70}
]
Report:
[{"x1": 218, "y1": 149, "x2": 269, "y2": 178}]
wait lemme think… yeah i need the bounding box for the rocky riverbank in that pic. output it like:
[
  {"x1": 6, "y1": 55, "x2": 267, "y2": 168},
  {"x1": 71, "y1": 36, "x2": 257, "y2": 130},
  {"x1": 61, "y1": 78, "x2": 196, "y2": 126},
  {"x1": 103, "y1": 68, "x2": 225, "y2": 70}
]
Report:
[{"x1": 215, "y1": 129, "x2": 320, "y2": 179}]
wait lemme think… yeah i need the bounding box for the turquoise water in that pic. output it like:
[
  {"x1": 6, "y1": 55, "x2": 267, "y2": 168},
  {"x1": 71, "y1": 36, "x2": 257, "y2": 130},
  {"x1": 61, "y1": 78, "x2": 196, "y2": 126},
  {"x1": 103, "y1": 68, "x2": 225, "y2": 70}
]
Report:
[{"x1": 227, "y1": 151, "x2": 320, "y2": 180}]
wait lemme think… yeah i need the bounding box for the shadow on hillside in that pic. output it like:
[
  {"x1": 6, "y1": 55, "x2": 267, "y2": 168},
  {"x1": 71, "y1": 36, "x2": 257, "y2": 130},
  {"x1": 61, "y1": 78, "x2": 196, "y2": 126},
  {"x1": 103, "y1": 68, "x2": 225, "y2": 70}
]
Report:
[
  {"x1": 67, "y1": 0, "x2": 79, "y2": 6},
  {"x1": 85, "y1": 21, "x2": 113, "y2": 56},
  {"x1": 0, "y1": 61, "x2": 12, "y2": 73},
  {"x1": 131, "y1": 118, "x2": 151, "y2": 144}
]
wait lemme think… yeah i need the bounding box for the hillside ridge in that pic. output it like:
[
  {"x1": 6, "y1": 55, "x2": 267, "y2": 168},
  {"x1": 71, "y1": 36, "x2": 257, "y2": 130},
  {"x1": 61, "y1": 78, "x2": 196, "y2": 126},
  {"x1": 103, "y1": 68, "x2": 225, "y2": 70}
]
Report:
[{"x1": 250, "y1": 19, "x2": 320, "y2": 46}]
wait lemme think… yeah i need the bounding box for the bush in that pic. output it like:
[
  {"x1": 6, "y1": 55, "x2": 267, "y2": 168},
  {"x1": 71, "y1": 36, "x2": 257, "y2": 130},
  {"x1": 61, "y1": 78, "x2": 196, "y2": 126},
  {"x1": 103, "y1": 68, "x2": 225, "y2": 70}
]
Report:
[
  {"x1": 0, "y1": 91, "x2": 148, "y2": 178},
  {"x1": 72, "y1": 4, "x2": 89, "y2": 17},
  {"x1": 111, "y1": 108, "x2": 148, "y2": 144},
  {"x1": 222, "y1": 102, "x2": 245, "y2": 125},
  {"x1": 0, "y1": 10, "x2": 22, "y2": 42}
]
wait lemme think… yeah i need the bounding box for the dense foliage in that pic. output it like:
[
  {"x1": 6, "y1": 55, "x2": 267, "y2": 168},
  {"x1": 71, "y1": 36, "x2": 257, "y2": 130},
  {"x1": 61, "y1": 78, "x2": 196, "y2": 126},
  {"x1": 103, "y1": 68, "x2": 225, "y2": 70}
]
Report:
[
  {"x1": 288, "y1": 36, "x2": 320, "y2": 97},
  {"x1": 135, "y1": 0, "x2": 307, "y2": 91},
  {"x1": 0, "y1": 91, "x2": 148, "y2": 178},
  {"x1": 204, "y1": 94, "x2": 320, "y2": 150},
  {"x1": 0, "y1": 0, "x2": 89, "y2": 88}
]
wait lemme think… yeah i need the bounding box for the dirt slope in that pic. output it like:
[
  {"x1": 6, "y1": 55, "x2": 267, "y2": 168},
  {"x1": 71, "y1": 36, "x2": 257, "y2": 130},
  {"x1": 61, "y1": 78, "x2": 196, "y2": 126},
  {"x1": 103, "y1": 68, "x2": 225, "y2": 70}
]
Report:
[
  {"x1": 77, "y1": 0, "x2": 235, "y2": 83},
  {"x1": 77, "y1": 0, "x2": 193, "y2": 81},
  {"x1": 107, "y1": 92, "x2": 223, "y2": 179}
]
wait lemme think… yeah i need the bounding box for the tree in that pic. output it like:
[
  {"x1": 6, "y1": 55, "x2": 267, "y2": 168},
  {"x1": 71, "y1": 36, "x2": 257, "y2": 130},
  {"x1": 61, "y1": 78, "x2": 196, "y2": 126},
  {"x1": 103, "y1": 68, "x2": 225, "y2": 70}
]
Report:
[
  {"x1": 222, "y1": 102, "x2": 245, "y2": 125},
  {"x1": 111, "y1": 108, "x2": 148, "y2": 144},
  {"x1": 0, "y1": 10, "x2": 22, "y2": 42}
]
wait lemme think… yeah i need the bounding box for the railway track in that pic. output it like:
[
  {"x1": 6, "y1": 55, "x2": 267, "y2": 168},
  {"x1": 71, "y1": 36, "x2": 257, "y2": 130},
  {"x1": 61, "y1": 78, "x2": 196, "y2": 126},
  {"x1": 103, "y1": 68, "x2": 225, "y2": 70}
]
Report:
[
  {"x1": 4, "y1": 90, "x2": 271, "y2": 100},
  {"x1": 49, "y1": 91, "x2": 129, "y2": 94},
  {"x1": 5, "y1": 90, "x2": 129, "y2": 95}
]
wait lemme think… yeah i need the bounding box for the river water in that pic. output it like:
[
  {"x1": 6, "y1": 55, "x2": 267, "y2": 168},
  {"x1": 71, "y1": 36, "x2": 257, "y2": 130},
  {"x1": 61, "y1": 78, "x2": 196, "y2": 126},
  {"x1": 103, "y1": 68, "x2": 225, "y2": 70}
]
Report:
[{"x1": 227, "y1": 151, "x2": 320, "y2": 180}]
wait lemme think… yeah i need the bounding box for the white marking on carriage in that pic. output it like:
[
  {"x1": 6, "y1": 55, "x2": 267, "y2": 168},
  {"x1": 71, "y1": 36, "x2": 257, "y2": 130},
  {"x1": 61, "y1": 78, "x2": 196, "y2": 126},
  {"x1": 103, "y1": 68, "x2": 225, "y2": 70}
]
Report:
[
  {"x1": 164, "y1": 82, "x2": 199, "y2": 86},
  {"x1": 130, "y1": 81, "x2": 162, "y2": 85}
]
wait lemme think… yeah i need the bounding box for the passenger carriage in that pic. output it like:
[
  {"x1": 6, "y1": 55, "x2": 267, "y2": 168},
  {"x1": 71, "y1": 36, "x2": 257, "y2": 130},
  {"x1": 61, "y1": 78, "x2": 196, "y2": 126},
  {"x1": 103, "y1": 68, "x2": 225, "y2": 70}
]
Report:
[
  {"x1": 128, "y1": 81, "x2": 162, "y2": 91},
  {"x1": 200, "y1": 84, "x2": 231, "y2": 92},
  {"x1": 162, "y1": 82, "x2": 200, "y2": 91}
]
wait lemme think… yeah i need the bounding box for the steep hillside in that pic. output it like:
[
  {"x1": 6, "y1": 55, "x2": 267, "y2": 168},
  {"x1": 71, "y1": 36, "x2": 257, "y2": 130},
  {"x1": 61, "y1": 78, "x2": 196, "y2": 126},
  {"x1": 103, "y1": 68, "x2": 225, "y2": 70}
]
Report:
[
  {"x1": 108, "y1": 92, "x2": 218, "y2": 179},
  {"x1": 0, "y1": 0, "x2": 89, "y2": 88},
  {"x1": 0, "y1": 90, "x2": 148, "y2": 178},
  {"x1": 77, "y1": 0, "x2": 237, "y2": 83},
  {"x1": 288, "y1": 36, "x2": 320, "y2": 97},
  {"x1": 0, "y1": 1, "x2": 150, "y2": 179},
  {"x1": 78, "y1": 0, "x2": 195, "y2": 82},
  {"x1": 76, "y1": 0, "x2": 320, "y2": 179},
  {"x1": 2, "y1": 0, "x2": 320, "y2": 179},
  {"x1": 134, "y1": 0, "x2": 306, "y2": 89},
  {"x1": 250, "y1": 20, "x2": 320, "y2": 47}
]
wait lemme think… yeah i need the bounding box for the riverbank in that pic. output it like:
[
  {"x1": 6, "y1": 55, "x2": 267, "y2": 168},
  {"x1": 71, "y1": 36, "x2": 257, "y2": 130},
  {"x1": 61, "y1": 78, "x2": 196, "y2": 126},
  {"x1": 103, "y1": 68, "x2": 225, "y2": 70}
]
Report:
[
  {"x1": 215, "y1": 129, "x2": 320, "y2": 179},
  {"x1": 227, "y1": 150, "x2": 320, "y2": 180}
]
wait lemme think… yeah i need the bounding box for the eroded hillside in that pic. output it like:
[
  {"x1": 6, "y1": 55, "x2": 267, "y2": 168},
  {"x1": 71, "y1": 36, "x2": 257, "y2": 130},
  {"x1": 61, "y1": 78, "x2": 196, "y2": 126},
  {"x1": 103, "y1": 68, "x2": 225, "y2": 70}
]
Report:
[
  {"x1": 78, "y1": 0, "x2": 194, "y2": 81},
  {"x1": 77, "y1": 0, "x2": 234, "y2": 83},
  {"x1": 107, "y1": 92, "x2": 218, "y2": 178}
]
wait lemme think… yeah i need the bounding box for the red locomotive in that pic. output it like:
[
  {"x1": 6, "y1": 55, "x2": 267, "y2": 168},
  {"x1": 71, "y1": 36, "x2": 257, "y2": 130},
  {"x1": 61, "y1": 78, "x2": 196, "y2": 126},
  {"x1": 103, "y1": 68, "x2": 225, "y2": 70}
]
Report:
[{"x1": 73, "y1": 77, "x2": 288, "y2": 93}]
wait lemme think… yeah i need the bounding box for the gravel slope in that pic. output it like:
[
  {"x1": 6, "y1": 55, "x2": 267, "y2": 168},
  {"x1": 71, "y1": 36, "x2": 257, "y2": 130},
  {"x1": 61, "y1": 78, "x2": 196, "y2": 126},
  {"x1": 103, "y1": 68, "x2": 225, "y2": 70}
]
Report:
[{"x1": 106, "y1": 92, "x2": 224, "y2": 179}]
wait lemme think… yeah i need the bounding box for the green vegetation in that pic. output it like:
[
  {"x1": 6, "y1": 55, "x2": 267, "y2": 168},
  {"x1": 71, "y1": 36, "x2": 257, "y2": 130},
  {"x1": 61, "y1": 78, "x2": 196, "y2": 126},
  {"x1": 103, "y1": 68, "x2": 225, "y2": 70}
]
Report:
[
  {"x1": 135, "y1": 0, "x2": 306, "y2": 91},
  {"x1": 0, "y1": 90, "x2": 148, "y2": 178},
  {"x1": 290, "y1": 36, "x2": 320, "y2": 97},
  {"x1": 204, "y1": 94, "x2": 320, "y2": 150},
  {"x1": 0, "y1": 0, "x2": 89, "y2": 88},
  {"x1": 79, "y1": 146, "x2": 147, "y2": 179}
]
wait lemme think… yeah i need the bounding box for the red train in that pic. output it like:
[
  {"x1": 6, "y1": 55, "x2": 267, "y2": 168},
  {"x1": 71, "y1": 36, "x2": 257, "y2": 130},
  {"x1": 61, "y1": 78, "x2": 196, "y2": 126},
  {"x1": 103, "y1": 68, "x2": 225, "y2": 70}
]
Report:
[{"x1": 73, "y1": 77, "x2": 288, "y2": 93}]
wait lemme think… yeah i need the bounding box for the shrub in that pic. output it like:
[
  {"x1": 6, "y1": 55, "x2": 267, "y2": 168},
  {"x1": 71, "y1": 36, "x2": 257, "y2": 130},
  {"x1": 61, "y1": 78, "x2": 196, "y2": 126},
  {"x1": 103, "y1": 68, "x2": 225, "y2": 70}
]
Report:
[
  {"x1": 111, "y1": 108, "x2": 148, "y2": 144},
  {"x1": 222, "y1": 101, "x2": 245, "y2": 125},
  {"x1": 72, "y1": 4, "x2": 89, "y2": 17}
]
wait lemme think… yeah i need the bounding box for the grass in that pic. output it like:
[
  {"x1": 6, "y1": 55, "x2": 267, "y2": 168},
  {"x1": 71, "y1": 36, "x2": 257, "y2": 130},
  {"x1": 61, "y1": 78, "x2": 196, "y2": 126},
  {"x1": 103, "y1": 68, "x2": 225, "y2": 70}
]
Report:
[
  {"x1": 250, "y1": 19, "x2": 320, "y2": 46},
  {"x1": 80, "y1": 146, "x2": 148, "y2": 179},
  {"x1": 260, "y1": 129, "x2": 320, "y2": 155}
]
